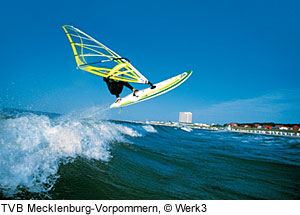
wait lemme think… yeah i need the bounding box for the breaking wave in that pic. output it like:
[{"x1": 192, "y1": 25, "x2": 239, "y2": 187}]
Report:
[
  {"x1": 0, "y1": 107, "x2": 141, "y2": 197},
  {"x1": 142, "y1": 125, "x2": 158, "y2": 133}
]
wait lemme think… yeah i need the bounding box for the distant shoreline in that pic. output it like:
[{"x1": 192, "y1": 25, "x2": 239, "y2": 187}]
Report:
[
  {"x1": 228, "y1": 127, "x2": 300, "y2": 138},
  {"x1": 131, "y1": 120, "x2": 300, "y2": 138}
]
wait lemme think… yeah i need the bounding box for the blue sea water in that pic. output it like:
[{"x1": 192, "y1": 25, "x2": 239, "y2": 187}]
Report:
[{"x1": 0, "y1": 107, "x2": 299, "y2": 199}]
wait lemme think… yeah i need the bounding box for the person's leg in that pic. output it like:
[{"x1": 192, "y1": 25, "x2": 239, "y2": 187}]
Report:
[
  {"x1": 133, "y1": 89, "x2": 138, "y2": 97},
  {"x1": 147, "y1": 81, "x2": 156, "y2": 89},
  {"x1": 123, "y1": 81, "x2": 138, "y2": 96},
  {"x1": 115, "y1": 94, "x2": 121, "y2": 103}
]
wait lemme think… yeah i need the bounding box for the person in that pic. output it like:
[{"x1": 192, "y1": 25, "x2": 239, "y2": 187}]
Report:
[{"x1": 103, "y1": 77, "x2": 138, "y2": 103}]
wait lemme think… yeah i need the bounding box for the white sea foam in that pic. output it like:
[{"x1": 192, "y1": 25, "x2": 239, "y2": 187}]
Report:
[
  {"x1": 181, "y1": 126, "x2": 193, "y2": 132},
  {"x1": 113, "y1": 124, "x2": 142, "y2": 137},
  {"x1": 0, "y1": 107, "x2": 141, "y2": 197},
  {"x1": 142, "y1": 125, "x2": 158, "y2": 133}
]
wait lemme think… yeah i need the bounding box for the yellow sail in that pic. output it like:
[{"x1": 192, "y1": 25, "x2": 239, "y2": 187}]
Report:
[{"x1": 62, "y1": 25, "x2": 149, "y2": 83}]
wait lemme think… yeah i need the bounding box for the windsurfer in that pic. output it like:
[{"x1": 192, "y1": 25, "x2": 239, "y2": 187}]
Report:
[{"x1": 103, "y1": 77, "x2": 138, "y2": 103}]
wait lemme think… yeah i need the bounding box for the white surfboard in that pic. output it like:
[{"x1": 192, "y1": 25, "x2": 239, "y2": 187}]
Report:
[{"x1": 110, "y1": 70, "x2": 192, "y2": 108}]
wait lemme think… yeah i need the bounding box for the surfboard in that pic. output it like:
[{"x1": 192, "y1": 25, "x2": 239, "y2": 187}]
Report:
[{"x1": 110, "y1": 70, "x2": 192, "y2": 108}]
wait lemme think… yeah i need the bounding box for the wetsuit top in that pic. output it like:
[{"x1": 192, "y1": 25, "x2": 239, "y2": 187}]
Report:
[{"x1": 103, "y1": 77, "x2": 133, "y2": 97}]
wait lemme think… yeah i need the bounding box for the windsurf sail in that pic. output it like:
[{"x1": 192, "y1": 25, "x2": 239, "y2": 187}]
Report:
[{"x1": 62, "y1": 25, "x2": 149, "y2": 84}]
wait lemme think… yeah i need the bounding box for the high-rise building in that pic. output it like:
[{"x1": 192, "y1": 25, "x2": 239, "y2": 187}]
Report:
[{"x1": 179, "y1": 112, "x2": 192, "y2": 123}]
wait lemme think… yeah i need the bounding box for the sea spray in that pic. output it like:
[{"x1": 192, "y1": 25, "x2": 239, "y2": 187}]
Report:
[{"x1": 0, "y1": 107, "x2": 141, "y2": 197}]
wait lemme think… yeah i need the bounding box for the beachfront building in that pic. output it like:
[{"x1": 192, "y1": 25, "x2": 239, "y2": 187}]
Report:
[
  {"x1": 228, "y1": 123, "x2": 238, "y2": 127},
  {"x1": 179, "y1": 112, "x2": 192, "y2": 123},
  {"x1": 194, "y1": 123, "x2": 210, "y2": 127},
  {"x1": 264, "y1": 125, "x2": 273, "y2": 130},
  {"x1": 278, "y1": 125, "x2": 290, "y2": 130},
  {"x1": 293, "y1": 125, "x2": 300, "y2": 131}
]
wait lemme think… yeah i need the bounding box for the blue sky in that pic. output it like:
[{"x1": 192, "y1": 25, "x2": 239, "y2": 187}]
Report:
[{"x1": 0, "y1": 0, "x2": 299, "y2": 124}]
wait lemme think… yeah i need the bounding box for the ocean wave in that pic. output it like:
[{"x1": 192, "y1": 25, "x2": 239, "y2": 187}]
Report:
[
  {"x1": 0, "y1": 107, "x2": 141, "y2": 197},
  {"x1": 142, "y1": 125, "x2": 158, "y2": 133}
]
